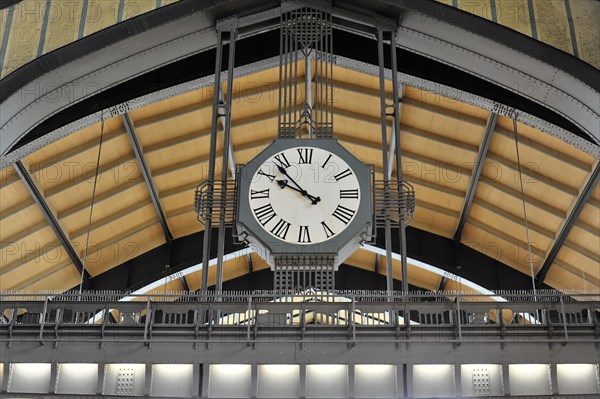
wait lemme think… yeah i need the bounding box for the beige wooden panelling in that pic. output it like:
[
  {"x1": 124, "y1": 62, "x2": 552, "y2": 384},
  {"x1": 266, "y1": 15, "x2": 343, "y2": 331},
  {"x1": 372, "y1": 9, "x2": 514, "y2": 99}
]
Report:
[
  {"x1": 0, "y1": 178, "x2": 32, "y2": 215},
  {"x1": 474, "y1": 181, "x2": 563, "y2": 233},
  {"x1": 496, "y1": 117, "x2": 596, "y2": 165},
  {"x1": 17, "y1": 264, "x2": 81, "y2": 293},
  {"x1": 83, "y1": 223, "x2": 165, "y2": 276},
  {"x1": 545, "y1": 266, "x2": 599, "y2": 292}
]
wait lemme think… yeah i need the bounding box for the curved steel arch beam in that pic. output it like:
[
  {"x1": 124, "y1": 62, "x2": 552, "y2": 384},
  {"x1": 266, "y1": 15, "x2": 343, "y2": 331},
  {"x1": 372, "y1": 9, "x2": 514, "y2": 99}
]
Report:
[{"x1": 1, "y1": 0, "x2": 598, "y2": 162}]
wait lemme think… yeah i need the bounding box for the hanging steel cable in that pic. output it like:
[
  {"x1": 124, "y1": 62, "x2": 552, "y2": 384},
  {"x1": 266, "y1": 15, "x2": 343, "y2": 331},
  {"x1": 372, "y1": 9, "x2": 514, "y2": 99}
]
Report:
[
  {"x1": 78, "y1": 113, "x2": 105, "y2": 294},
  {"x1": 512, "y1": 116, "x2": 538, "y2": 298}
]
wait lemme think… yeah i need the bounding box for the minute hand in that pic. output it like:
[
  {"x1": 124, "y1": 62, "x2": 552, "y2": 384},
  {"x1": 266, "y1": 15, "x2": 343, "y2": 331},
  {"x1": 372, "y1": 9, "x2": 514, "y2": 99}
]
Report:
[
  {"x1": 275, "y1": 165, "x2": 306, "y2": 192},
  {"x1": 277, "y1": 180, "x2": 320, "y2": 204}
]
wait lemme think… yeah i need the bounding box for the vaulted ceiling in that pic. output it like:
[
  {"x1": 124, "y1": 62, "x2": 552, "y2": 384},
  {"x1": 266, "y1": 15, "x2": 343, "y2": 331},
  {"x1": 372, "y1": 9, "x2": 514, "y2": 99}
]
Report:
[{"x1": 1, "y1": 61, "x2": 598, "y2": 294}]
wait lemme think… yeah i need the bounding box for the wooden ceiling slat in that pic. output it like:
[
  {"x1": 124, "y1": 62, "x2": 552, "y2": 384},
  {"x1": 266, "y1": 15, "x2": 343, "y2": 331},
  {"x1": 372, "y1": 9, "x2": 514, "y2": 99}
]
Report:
[
  {"x1": 496, "y1": 116, "x2": 596, "y2": 165},
  {"x1": 0, "y1": 166, "x2": 19, "y2": 189},
  {"x1": 467, "y1": 219, "x2": 546, "y2": 260},
  {"x1": 553, "y1": 259, "x2": 600, "y2": 287},
  {"x1": 0, "y1": 204, "x2": 45, "y2": 239},
  {"x1": 0, "y1": 221, "x2": 49, "y2": 251},
  {"x1": 572, "y1": 219, "x2": 600, "y2": 237},
  {"x1": 560, "y1": 241, "x2": 600, "y2": 268},
  {"x1": 494, "y1": 125, "x2": 592, "y2": 172},
  {"x1": 417, "y1": 199, "x2": 461, "y2": 219},
  {"x1": 8, "y1": 260, "x2": 73, "y2": 292},
  {"x1": 44, "y1": 153, "x2": 136, "y2": 198},
  {"x1": 28, "y1": 131, "x2": 126, "y2": 174},
  {"x1": 479, "y1": 176, "x2": 566, "y2": 218},
  {"x1": 69, "y1": 199, "x2": 154, "y2": 240},
  {"x1": 0, "y1": 241, "x2": 69, "y2": 284},
  {"x1": 486, "y1": 152, "x2": 579, "y2": 196},
  {"x1": 471, "y1": 199, "x2": 555, "y2": 239},
  {"x1": 58, "y1": 181, "x2": 145, "y2": 220},
  {"x1": 0, "y1": 197, "x2": 35, "y2": 222}
]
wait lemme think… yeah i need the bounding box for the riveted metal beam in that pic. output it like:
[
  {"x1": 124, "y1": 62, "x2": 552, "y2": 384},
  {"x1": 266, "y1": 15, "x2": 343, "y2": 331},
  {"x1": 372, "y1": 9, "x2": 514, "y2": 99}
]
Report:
[
  {"x1": 14, "y1": 160, "x2": 90, "y2": 287},
  {"x1": 121, "y1": 112, "x2": 172, "y2": 246},
  {"x1": 537, "y1": 163, "x2": 600, "y2": 284},
  {"x1": 454, "y1": 112, "x2": 498, "y2": 241}
]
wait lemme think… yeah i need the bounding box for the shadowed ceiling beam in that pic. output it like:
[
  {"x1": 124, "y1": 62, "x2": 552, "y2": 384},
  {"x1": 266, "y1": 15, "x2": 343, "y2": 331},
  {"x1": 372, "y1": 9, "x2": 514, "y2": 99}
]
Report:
[
  {"x1": 14, "y1": 160, "x2": 90, "y2": 286},
  {"x1": 455, "y1": 112, "x2": 498, "y2": 241},
  {"x1": 122, "y1": 113, "x2": 172, "y2": 246},
  {"x1": 537, "y1": 163, "x2": 600, "y2": 283},
  {"x1": 181, "y1": 275, "x2": 191, "y2": 292}
]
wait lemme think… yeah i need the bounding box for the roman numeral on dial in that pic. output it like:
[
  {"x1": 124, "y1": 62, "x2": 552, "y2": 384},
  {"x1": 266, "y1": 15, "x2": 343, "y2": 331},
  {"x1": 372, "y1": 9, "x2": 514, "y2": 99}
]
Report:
[
  {"x1": 254, "y1": 203, "x2": 276, "y2": 226},
  {"x1": 274, "y1": 153, "x2": 291, "y2": 168},
  {"x1": 322, "y1": 154, "x2": 332, "y2": 168},
  {"x1": 251, "y1": 189, "x2": 270, "y2": 200},
  {"x1": 321, "y1": 221, "x2": 334, "y2": 238},
  {"x1": 297, "y1": 148, "x2": 313, "y2": 164},
  {"x1": 332, "y1": 205, "x2": 356, "y2": 225},
  {"x1": 298, "y1": 226, "x2": 311, "y2": 243},
  {"x1": 271, "y1": 219, "x2": 291, "y2": 239},
  {"x1": 258, "y1": 169, "x2": 276, "y2": 182},
  {"x1": 334, "y1": 168, "x2": 353, "y2": 181},
  {"x1": 340, "y1": 189, "x2": 359, "y2": 199}
]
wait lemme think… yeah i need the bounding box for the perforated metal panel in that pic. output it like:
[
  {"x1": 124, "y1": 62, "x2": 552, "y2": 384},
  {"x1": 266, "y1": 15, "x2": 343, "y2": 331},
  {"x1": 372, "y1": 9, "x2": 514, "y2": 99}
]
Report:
[
  {"x1": 115, "y1": 367, "x2": 135, "y2": 396},
  {"x1": 274, "y1": 265, "x2": 335, "y2": 292},
  {"x1": 472, "y1": 368, "x2": 491, "y2": 396}
]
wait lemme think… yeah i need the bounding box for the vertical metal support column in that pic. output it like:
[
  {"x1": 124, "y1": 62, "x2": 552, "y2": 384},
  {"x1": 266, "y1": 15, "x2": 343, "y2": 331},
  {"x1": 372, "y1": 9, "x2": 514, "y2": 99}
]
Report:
[
  {"x1": 299, "y1": 364, "x2": 307, "y2": 399},
  {"x1": 50, "y1": 363, "x2": 58, "y2": 393},
  {"x1": 201, "y1": 364, "x2": 210, "y2": 398},
  {"x1": 96, "y1": 363, "x2": 105, "y2": 395},
  {"x1": 377, "y1": 29, "x2": 395, "y2": 298},
  {"x1": 192, "y1": 364, "x2": 201, "y2": 398},
  {"x1": 389, "y1": 29, "x2": 409, "y2": 294},
  {"x1": 453, "y1": 364, "x2": 462, "y2": 397},
  {"x1": 501, "y1": 363, "x2": 510, "y2": 396},
  {"x1": 348, "y1": 364, "x2": 355, "y2": 398},
  {"x1": 305, "y1": 58, "x2": 313, "y2": 138},
  {"x1": 395, "y1": 364, "x2": 404, "y2": 398},
  {"x1": 215, "y1": 21, "x2": 238, "y2": 295},
  {"x1": 550, "y1": 363, "x2": 559, "y2": 395},
  {"x1": 200, "y1": 28, "x2": 225, "y2": 294},
  {"x1": 0, "y1": 363, "x2": 8, "y2": 393},
  {"x1": 404, "y1": 364, "x2": 413, "y2": 398},
  {"x1": 250, "y1": 364, "x2": 258, "y2": 398},
  {"x1": 144, "y1": 363, "x2": 152, "y2": 396}
]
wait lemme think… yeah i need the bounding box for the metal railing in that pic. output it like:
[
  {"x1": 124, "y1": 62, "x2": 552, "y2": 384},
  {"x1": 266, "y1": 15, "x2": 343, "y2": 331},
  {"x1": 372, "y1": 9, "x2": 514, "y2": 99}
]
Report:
[{"x1": 1, "y1": 290, "x2": 598, "y2": 345}]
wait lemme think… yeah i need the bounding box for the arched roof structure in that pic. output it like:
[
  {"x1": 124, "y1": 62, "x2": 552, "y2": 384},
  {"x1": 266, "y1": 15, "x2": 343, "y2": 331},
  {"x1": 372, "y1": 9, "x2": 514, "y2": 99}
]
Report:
[{"x1": 1, "y1": 0, "x2": 598, "y2": 297}]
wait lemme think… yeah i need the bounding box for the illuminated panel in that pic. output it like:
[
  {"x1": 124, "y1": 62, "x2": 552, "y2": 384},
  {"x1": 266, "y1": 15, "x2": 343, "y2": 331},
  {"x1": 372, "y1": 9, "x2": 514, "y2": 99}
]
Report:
[
  {"x1": 209, "y1": 364, "x2": 251, "y2": 398},
  {"x1": 460, "y1": 364, "x2": 503, "y2": 396},
  {"x1": 103, "y1": 364, "x2": 146, "y2": 396},
  {"x1": 557, "y1": 364, "x2": 600, "y2": 395},
  {"x1": 257, "y1": 364, "x2": 300, "y2": 398},
  {"x1": 152, "y1": 364, "x2": 194, "y2": 397},
  {"x1": 56, "y1": 363, "x2": 98, "y2": 394},
  {"x1": 8, "y1": 363, "x2": 51, "y2": 393},
  {"x1": 413, "y1": 364, "x2": 455, "y2": 398},
  {"x1": 306, "y1": 364, "x2": 348, "y2": 398},
  {"x1": 509, "y1": 364, "x2": 551, "y2": 396},
  {"x1": 354, "y1": 364, "x2": 396, "y2": 398}
]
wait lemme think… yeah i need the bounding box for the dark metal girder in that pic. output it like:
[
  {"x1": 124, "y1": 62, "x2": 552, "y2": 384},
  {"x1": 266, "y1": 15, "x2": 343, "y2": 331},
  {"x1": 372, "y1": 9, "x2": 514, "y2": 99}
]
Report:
[
  {"x1": 537, "y1": 163, "x2": 600, "y2": 284},
  {"x1": 121, "y1": 113, "x2": 173, "y2": 245},
  {"x1": 181, "y1": 275, "x2": 191, "y2": 292},
  {"x1": 438, "y1": 276, "x2": 448, "y2": 292},
  {"x1": 454, "y1": 112, "x2": 498, "y2": 241},
  {"x1": 14, "y1": 161, "x2": 91, "y2": 286}
]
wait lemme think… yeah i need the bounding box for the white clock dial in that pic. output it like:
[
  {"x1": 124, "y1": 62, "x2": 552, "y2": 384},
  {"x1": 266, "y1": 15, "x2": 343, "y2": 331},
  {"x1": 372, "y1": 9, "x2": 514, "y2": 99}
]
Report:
[{"x1": 248, "y1": 146, "x2": 361, "y2": 244}]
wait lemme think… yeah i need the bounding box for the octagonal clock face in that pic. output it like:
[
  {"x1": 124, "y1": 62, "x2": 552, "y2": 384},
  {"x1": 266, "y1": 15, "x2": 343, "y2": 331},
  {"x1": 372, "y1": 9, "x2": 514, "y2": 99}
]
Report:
[{"x1": 248, "y1": 146, "x2": 361, "y2": 245}]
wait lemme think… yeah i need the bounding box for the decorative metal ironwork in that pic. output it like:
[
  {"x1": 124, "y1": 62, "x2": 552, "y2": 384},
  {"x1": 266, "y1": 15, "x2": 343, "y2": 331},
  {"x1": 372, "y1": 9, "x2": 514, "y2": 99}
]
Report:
[
  {"x1": 194, "y1": 179, "x2": 237, "y2": 226},
  {"x1": 373, "y1": 179, "x2": 416, "y2": 228},
  {"x1": 274, "y1": 255, "x2": 336, "y2": 292},
  {"x1": 278, "y1": 6, "x2": 334, "y2": 139}
]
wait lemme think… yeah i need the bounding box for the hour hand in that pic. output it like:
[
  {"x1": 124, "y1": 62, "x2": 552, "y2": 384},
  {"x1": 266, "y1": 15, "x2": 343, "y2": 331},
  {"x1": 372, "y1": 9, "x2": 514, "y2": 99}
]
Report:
[{"x1": 276, "y1": 180, "x2": 321, "y2": 205}]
